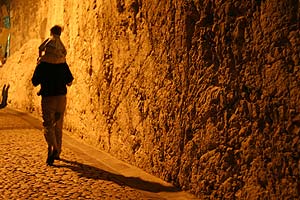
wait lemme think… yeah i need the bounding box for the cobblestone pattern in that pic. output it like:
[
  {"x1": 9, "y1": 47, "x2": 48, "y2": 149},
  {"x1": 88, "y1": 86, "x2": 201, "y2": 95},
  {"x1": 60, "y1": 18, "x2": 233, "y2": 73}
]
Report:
[{"x1": 0, "y1": 110, "x2": 165, "y2": 200}]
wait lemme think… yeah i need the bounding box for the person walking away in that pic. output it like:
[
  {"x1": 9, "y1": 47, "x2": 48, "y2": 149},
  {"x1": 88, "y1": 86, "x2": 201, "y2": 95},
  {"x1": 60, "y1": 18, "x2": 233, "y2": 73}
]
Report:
[
  {"x1": 0, "y1": 84, "x2": 9, "y2": 109},
  {"x1": 32, "y1": 25, "x2": 74, "y2": 166}
]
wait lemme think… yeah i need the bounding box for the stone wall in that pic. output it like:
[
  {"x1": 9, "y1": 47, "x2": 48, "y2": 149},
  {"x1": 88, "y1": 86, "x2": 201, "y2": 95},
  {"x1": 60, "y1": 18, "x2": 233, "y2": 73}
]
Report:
[{"x1": 0, "y1": 0, "x2": 299, "y2": 198}]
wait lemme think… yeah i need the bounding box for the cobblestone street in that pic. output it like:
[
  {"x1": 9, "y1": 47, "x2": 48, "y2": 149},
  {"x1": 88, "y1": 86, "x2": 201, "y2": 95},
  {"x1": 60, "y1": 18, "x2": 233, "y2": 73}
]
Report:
[{"x1": 0, "y1": 108, "x2": 197, "y2": 200}]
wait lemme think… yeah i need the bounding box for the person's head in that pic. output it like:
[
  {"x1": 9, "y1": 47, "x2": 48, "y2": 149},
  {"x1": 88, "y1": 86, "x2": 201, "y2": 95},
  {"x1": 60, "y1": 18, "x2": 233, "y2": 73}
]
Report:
[{"x1": 50, "y1": 25, "x2": 63, "y2": 36}]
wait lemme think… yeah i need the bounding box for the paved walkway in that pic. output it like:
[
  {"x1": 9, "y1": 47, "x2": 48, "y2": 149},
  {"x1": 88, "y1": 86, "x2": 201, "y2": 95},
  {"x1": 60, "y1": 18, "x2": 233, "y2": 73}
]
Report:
[{"x1": 0, "y1": 108, "x2": 198, "y2": 200}]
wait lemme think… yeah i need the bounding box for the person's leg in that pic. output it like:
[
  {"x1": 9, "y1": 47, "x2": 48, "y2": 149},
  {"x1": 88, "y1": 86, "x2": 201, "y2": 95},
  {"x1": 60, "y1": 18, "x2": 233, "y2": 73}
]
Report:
[
  {"x1": 54, "y1": 95, "x2": 66, "y2": 159},
  {"x1": 42, "y1": 96, "x2": 58, "y2": 165},
  {"x1": 46, "y1": 146, "x2": 53, "y2": 165}
]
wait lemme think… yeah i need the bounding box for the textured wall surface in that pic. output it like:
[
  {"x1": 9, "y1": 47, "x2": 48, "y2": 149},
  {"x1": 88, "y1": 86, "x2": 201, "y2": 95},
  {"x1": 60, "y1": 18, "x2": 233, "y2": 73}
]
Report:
[{"x1": 0, "y1": 0, "x2": 299, "y2": 198}]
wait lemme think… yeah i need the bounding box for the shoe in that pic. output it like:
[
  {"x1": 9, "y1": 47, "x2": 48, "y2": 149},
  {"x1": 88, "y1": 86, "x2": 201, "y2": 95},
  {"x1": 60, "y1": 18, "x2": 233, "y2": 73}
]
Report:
[
  {"x1": 53, "y1": 150, "x2": 60, "y2": 160},
  {"x1": 53, "y1": 155, "x2": 60, "y2": 160},
  {"x1": 46, "y1": 155, "x2": 54, "y2": 166}
]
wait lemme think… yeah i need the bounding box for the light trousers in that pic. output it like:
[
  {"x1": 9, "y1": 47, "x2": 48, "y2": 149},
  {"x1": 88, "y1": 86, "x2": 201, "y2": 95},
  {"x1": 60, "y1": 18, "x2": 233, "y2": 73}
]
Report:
[{"x1": 42, "y1": 95, "x2": 66, "y2": 156}]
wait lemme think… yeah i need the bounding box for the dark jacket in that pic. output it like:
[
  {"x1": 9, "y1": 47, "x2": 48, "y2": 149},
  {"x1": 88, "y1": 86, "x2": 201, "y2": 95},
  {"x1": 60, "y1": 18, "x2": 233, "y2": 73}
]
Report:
[{"x1": 32, "y1": 62, "x2": 74, "y2": 97}]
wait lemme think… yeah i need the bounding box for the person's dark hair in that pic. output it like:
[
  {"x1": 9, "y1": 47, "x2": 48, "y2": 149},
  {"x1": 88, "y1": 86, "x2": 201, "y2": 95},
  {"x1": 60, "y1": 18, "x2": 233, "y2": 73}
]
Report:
[{"x1": 50, "y1": 25, "x2": 62, "y2": 36}]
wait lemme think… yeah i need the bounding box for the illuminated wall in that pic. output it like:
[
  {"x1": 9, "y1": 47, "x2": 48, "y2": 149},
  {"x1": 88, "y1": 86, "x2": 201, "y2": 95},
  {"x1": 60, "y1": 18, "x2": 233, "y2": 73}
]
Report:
[{"x1": 0, "y1": 0, "x2": 299, "y2": 198}]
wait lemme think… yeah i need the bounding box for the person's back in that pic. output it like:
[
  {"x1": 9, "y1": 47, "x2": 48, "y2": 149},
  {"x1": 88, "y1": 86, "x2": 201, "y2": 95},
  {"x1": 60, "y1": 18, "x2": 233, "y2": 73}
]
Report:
[
  {"x1": 32, "y1": 62, "x2": 73, "y2": 96},
  {"x1": 39, "y1": 25, "x2": 67, "y2": 64}
]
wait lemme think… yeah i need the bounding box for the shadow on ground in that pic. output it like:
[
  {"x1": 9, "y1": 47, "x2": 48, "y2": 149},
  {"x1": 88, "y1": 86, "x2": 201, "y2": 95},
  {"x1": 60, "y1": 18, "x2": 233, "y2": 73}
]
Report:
[
  {"x1": 1, "y1": 108, "x2": 183, "y2": 195},
  {"x1": 55, "y1": 159, "x2": 179, "y2": 193}
]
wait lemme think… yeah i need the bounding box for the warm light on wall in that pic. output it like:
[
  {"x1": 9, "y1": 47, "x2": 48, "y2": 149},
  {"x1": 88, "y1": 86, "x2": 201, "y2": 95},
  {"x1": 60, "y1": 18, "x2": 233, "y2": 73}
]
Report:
[{"x1": 47, "y1": 0, "x2": 64, "y2": 30}]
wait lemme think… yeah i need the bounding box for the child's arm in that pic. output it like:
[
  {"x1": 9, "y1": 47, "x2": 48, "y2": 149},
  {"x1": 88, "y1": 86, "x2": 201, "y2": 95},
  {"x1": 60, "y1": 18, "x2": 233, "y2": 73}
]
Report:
[
  {"x1": 38, "y1": 38, "x2": 50, "y2": 54},
  {"x1": 38, "y1": 38, "x2": 50, "y2": 61},
  {"x1": 39, "y1": 50, "x2": 43, "y2": 57}
]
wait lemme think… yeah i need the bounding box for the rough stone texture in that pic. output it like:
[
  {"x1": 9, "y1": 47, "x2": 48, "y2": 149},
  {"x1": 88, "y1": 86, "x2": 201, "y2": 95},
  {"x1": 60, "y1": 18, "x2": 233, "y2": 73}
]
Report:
[
  {"x1": 0, "y1": 0, "x2": 299, "y2": 198},
  {"x1": 0, "y1": 109, "x2": 169, "y2": 200}
]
